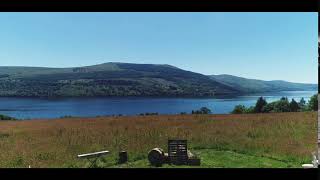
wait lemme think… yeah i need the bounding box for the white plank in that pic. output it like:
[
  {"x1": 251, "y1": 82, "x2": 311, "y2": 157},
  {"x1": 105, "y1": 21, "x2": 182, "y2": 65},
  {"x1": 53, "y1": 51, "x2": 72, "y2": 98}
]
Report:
[{"x1": 77, "y1": 150, "x2": 109, "y2": 158}]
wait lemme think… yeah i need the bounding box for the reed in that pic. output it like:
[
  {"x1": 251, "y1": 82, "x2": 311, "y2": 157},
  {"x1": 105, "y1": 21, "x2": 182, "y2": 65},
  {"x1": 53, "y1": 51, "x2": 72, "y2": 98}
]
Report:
[{"x1": 0, "y1": 112, "x2": 316, "y2": 167}]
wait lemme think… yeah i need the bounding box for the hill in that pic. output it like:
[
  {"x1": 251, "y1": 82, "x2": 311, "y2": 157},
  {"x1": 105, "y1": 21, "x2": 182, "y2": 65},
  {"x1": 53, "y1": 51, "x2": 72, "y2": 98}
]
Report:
[
  {"x1": 0, "y1": 63, "x2": 238, "y2": 97},
  {"x1": 0, "y1": 63, "x2": 316, "y2": 97},
  {"x1": 209, "y1": 74, "x2": 317, "y2": 93}
]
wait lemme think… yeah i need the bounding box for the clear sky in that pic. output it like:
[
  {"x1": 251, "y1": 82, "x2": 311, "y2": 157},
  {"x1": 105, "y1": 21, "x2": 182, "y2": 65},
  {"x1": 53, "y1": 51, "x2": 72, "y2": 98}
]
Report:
[{"x1": 0, "y1": 12, "x2": 317, "y2": 83}]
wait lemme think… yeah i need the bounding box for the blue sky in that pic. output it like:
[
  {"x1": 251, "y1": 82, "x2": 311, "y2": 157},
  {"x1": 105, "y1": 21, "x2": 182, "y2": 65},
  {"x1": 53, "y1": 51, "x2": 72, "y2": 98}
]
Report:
[{"x1": 0, "y1": 13, "x2": 317, "y2": 83}]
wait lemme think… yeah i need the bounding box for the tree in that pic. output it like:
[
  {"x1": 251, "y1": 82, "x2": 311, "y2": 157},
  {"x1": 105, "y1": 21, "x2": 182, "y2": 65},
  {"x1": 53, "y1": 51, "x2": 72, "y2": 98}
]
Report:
[
  {"x1": 245, "y1": 106, "x2": 255, "y2": 113},
  {"x1": 231, "y1": 105, "x2": 246, "y2": 114},
  {"x1": 307, "y1": 94, "x2": 318, "y2": 111},
  {"x1": 262, "y1": 102, "x2": 277, "y2": 113},
  {"x1": 274, "y1": 98, "x2": 290, "y2": 112},
  {"x1": 191, "y1": 107, "x2": 212, "y2": 114},
  {"x1": 289, "y1": 99, "x2": 300, "y2": 112},
  {"x1": 200, "y1": 107, "x2": 212, "y2": 114},
  {"x1": 254, "y1": 97, "x2": 267, "y2": 113},
  {"x1": 0, "y1": 114, "x2": 16, "y2": 120},
  {"x1": 280, "y1": 97, "x2": 288, "y2": 101},
  {"x1": 299, "y1": 97, "x2": 306, "y2": 107},
  {"x1": 298, "y1": 97, "x2": 307, "y2": 111}
]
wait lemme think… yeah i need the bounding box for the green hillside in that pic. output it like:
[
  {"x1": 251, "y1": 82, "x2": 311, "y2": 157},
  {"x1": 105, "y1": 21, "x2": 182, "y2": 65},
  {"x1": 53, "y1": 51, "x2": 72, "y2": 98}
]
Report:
[
  {"x1": 209, "y1": 74, "x2": 317, "y2": 93},
  {"x1": 0, "y1": 63, "x2": 238, "y2": 97},
  {"x1": 0, "y1": 63, "x2": 316, "y2": 97}
]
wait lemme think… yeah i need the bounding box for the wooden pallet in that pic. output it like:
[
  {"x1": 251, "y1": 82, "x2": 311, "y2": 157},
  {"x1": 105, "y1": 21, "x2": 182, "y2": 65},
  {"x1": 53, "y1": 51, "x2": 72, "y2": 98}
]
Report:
[{"x1": 168, "y1": 139, "x2": 188, "y2": 165}]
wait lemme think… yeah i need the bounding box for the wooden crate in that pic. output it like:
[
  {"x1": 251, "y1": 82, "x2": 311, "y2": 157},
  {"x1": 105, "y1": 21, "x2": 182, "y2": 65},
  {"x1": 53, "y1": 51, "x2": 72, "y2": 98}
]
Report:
[{"x1": 168, "y1": 139, "x2": 188, "y2": 165}]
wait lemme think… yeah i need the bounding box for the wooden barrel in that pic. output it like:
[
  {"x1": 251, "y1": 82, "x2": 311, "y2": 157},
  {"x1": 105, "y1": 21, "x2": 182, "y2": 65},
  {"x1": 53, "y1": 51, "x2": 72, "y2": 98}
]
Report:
[
  {"x1": 148, "y1": 148, "x2": 165, "y2": 166},
  {"x1": 118, "y1": 151, "x2": 128, "y2": 164}
]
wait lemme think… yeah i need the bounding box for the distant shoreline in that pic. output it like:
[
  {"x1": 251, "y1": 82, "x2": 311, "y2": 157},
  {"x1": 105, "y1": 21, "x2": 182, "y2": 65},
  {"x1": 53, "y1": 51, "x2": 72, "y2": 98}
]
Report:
[{"x1": 0, "y1": 90, "x2": 317, "y2": 99}]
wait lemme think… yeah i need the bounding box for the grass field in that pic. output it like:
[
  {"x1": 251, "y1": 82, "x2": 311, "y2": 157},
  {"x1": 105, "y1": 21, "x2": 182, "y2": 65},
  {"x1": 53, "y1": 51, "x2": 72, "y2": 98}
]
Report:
[{"x1": 0, "y1": 112, "x2": 317, "y2": 168}]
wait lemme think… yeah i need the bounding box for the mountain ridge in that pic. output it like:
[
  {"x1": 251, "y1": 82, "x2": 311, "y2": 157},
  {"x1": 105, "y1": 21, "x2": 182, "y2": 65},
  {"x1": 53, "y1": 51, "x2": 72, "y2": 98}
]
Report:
[
  {"x1": 0, "y1": 62, "x2": 316, "y2": 97},
  {"x1": 0, "y1": 62, "x2": 238, "y2": 97},
  {"x1": 209, "y1": 74, "x2": 317, "y2": 93}
]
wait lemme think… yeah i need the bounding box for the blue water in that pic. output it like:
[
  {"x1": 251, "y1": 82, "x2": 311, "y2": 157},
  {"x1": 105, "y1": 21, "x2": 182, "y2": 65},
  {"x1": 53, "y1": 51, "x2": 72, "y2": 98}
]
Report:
[{"x1": 0, "y1": 91, "x2": 317, "y2": 119}]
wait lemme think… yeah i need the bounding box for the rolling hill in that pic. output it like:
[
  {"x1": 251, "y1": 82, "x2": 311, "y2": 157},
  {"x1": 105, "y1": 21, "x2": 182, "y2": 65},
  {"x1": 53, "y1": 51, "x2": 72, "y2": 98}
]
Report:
[
  {"x1": 0, "y1": 63, "x2": 316, "y2": 97},
  {"x1": 0, "y1": 63, "x2": 239, "y2": 97},
  {"x1": 209, "y1": 74, "x2": 317, "y2": 93}
]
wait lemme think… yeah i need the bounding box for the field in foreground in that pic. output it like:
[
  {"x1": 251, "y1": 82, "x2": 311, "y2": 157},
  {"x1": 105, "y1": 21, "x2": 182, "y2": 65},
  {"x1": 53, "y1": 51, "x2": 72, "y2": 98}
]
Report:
[{"x1": 0, "y1": 112, "x2": 317, "y2": 168}]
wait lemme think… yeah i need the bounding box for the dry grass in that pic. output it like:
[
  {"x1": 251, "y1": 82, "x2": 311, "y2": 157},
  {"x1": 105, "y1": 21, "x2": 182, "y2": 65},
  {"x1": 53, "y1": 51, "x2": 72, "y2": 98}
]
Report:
[{"x1": 0, "y1": 112, "x2": 317, "y2": 167}]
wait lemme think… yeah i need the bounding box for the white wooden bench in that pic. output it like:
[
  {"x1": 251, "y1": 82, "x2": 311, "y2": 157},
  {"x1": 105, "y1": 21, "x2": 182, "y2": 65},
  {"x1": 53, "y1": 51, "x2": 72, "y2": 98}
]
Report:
[{"x1": 77, "y1": 150, "x2": 109, "y2": 167}]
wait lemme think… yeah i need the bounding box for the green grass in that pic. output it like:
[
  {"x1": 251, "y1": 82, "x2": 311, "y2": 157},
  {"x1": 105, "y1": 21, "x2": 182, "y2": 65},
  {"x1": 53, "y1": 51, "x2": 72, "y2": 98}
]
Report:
[
  {"x1": 66, "y1": 148, "x2": 299, "y2": 168},
  {"x1": 0, "y1": 112, "x2": 316, "y2": 168}
]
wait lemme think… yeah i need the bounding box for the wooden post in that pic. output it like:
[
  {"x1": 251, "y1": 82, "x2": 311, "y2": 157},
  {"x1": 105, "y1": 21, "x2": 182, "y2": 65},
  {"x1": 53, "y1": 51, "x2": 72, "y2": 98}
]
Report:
[{"x1": 118, "y1": 151, "x2": 128, "y2": 164}]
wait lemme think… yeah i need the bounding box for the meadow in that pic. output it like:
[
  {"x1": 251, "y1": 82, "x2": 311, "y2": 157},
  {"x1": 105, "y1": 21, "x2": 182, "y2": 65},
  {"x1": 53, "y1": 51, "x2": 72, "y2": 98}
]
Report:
[{"x1": 0, "y1": 112, "x2": 317, "y2": 168}]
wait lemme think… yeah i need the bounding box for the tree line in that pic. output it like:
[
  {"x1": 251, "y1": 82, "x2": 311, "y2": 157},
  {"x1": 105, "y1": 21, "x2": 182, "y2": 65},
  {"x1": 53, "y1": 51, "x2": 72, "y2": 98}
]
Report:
[
  {"x1": 231, "y1": 94, "x2": 318, "y2": 114},
  {"x1": 0, "y1": 114, "x2": 16, "y2": 120}
]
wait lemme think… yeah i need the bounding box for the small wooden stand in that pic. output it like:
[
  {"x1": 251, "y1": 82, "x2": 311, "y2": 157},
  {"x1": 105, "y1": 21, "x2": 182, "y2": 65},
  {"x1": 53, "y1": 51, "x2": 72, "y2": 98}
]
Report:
[{"x1": 118, "y1": 151, "x2": 128, "y2": 164}]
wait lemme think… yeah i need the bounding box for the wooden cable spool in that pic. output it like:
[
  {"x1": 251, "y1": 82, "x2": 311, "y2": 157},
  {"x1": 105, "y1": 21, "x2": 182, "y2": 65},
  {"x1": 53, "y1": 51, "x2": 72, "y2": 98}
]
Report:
[{"x1": 148, "y1": 148, "x2": 165, "y2": 166}]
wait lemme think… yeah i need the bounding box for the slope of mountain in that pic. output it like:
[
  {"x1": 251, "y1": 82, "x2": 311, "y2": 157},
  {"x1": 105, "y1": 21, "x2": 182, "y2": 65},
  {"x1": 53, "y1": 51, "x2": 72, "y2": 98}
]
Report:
[
  {"x1": 0, "y1": 63, "x2": 316, "y2": 97},
  {"x1": 209, "y1": 74, "x2": 317, "y2": 93},
  {"x1": 0, "y1": 63, "x2": 239, "y2": 97}
]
